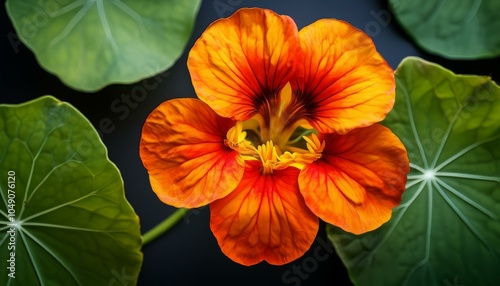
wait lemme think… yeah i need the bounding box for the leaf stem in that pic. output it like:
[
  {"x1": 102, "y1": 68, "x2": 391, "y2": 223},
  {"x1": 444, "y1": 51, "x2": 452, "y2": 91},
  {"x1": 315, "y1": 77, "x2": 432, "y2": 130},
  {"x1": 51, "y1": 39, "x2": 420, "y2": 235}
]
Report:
[{"x1": 142, "y1": 208, "x2": 188, "y2": 245}]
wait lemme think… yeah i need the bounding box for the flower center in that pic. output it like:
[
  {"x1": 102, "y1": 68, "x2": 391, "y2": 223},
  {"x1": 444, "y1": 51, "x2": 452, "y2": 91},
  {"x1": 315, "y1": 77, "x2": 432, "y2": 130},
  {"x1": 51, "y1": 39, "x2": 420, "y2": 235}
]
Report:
[{"x1": 224, "y1": 83, "x2": 323, "y2": 174}]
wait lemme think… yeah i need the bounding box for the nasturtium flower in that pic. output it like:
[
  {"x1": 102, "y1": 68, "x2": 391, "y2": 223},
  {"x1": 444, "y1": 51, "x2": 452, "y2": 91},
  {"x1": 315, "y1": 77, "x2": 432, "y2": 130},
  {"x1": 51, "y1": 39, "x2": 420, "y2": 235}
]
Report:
[{"x1": 140, "y1": 8, "x2": 409, "y2": 266}]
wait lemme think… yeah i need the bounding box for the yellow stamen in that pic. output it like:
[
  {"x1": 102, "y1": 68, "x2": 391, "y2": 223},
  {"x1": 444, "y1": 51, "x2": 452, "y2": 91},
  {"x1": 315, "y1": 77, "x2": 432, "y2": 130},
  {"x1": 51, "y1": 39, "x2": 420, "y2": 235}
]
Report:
[
  {"x1": 280, "y1": 133, "x2": 324, "y2": 169},
  {"x1": 303, "y1": 133, "x2": 325, "y2": 154},
  {"x1": 225, "y1": 121, "x2": 258, "y2": 159}
]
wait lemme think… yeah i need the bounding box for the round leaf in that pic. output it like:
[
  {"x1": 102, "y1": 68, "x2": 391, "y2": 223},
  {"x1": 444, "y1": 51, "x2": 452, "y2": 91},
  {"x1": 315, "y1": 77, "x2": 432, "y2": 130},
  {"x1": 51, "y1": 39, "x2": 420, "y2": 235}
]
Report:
[
  {"x1": 6, "y1": 0, "x2": 201, "y2": 92},
  {"x1": 328, "y1": 57, "x2": 500, "y2": 285},
  {"x1": 0, "y1": 96, "x2": 142, "y2": 285},
  {"x1": 390, "y1": 0, "x2": 500, "y2": 59}
]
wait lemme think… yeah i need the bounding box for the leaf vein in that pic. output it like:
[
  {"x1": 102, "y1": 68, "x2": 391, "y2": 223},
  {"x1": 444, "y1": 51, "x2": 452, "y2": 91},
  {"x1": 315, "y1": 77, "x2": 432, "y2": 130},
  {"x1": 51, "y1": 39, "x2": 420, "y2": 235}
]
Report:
[
  {"x1": 403, "y1": 80, "x2": 429, "y2": 168},
  {"x1": 434, "y1": 180, "x2": 494, "y2": 253},
  {"x1": 365, "y1": 180, "x2": 427, "y2": 261},
  {"x1": 430, "y1": 106, "x2": 463, "y2": 168},
  {"x1": 402, "y1": 181, "x2": 433, "y2": 284},
  {"x1": 50, "y1": 1, "x2": 95, "y2": 47},
  {"x1": 436, "y1": 177, "x2": 496, "y2": 219},
  {"x1": 97, "y1": 0, "x2": 119, "y2": 52},
  {"x1": 113, "y1": 0, "x2": 144, "y2": 24},
  {"x1": 434, "y1": 135, "x2": 500, "y2": 171},
  {"x1": 19, "y1": 229, "x2": 45, "y2": 286},
  {"x1": 51, "y1": 0, "x2": 86, "y2": 17},
  {"x1": 22, "y1": 228, "x2": 81, "y2": 284}
]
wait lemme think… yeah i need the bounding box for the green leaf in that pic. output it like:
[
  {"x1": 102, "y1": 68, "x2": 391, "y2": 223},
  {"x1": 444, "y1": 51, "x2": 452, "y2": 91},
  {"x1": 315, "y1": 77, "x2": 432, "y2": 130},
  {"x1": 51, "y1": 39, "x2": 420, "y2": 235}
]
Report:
[
  {"x1": 328, "y1": 57, "x2": 500, "y2": 285},
  {"x1": 389, "y1": 0, "x2": 500, "y2": 59},
  {"x1": 0, "y1": 96, "x2": 142, "y2": 285},
  {"x1": 6, "y1": 0, "x2": 201, "y2": 92}
]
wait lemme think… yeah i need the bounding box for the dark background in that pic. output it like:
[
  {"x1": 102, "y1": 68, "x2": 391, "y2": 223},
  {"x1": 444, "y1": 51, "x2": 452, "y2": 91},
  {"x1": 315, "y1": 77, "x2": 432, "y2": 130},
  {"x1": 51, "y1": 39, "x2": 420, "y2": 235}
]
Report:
[{"x1": 2, "y1": 1, "x2": 499, "y2": 285}]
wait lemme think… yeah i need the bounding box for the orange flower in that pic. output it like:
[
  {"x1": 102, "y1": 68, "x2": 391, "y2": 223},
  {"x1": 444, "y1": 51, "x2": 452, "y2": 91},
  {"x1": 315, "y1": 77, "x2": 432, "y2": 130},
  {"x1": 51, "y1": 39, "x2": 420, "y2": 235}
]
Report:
[{"x1": 140, "y1": 8, "x2": 409, "y2": 266}]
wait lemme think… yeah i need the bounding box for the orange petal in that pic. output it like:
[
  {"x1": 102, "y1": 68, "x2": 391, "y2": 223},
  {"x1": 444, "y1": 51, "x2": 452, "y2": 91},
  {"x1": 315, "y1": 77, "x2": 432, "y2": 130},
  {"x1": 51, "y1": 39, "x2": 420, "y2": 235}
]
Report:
[
  {"x1": 140, "y1": 98, "x2": 245, "y2": 208},
  {"x1": 298, "y1": 124, "x2": 409, "y2": 234},
  {"x1": 188, "y1": 8, "x2": 299, "y2": 120},
  {"x1": 294, "y1": 19, "x2": 395, "y2": 134},
  {"x1": 210, "y1": 161, "x2": 319, "y2": 265}
]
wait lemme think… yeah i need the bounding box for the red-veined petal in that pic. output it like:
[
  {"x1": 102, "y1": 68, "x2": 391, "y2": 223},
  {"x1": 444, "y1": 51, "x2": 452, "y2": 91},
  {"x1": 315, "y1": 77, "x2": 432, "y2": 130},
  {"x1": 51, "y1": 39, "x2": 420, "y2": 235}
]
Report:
[
  {"x1": 299, "y1": 124, "x2": 409, "y2": 234},
  {"x1": 188, "y1": 8, "x2": 299, "y2": 120},
  {"x1": 210, "y1": 161, "x2": 319, "y2": 265},
  {"x1": 294, "y1": 19, "x2": 395, "y2": 134},
  {"x1": 139, "y1": 98, "x2": 245, "y2": 208}
]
